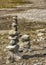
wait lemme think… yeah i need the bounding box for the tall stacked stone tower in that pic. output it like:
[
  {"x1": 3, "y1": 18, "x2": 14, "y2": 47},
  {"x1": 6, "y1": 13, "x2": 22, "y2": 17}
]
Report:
[{"x1": 6, "y1": 16, "x2": 22, "y2": 63}]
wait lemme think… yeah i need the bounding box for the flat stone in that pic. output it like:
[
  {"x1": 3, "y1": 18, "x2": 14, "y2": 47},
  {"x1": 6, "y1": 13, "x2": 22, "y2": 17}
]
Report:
[
  {"x1": 12, "y1": 22, "x2": 18, "y2": 27},
  {"x1": 8, "y1": 36, "x2": 18, "y2": 40},
  {"x1": 9, "y1": 40, "x2": 19, "y2": 45},
  {"x1": 9, "y1": 40, "x2": 16, "y2": 45},
  {"x1": 6, "y1": 45, "x2": 19, "y2": 51},
  {"x1": 21, "y1": 34, "x2": 30, "y2": 41},
  {"x1": 6, "y1": 45, "x2": 16, "y2": 50},
  {"x1": 9, "y1": 30, "x2": 19, "y2": 36}
]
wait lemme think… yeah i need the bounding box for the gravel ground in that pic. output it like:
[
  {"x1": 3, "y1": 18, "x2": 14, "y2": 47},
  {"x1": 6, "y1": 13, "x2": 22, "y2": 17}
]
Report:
[
  {"x1": 0, "y1": 2, "x2": 46, "y2": 65},
  {"x1": 0, "y1": 9, "x2": 46, "y2": 22}
]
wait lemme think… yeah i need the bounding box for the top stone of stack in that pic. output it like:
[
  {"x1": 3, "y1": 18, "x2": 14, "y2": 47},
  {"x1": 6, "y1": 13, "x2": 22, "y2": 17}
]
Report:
[{"x1": 12, "y1": 16, "x2": 18, "y2": 31}]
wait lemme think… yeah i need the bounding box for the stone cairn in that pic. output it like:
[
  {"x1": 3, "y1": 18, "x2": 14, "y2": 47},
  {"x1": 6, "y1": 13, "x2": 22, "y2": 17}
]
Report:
[{"x1": 6, "y1": 16, "x2": 31, "y2": 64}]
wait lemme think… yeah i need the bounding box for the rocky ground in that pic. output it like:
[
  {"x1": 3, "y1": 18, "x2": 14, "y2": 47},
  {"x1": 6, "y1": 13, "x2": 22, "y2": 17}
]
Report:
[
  {"x1": 0, "y1": 28, "x2": 46, "y2": 65},
  {"x1": 0, "y1": 0, "x2": 46, "y2": 65}
]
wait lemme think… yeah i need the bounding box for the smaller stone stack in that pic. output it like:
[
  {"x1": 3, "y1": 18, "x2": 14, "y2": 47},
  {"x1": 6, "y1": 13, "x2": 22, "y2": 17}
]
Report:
[
  {"x1": 6, "y1": 16, "x2": 22, "y2": 64},
  {"x1": 18, "y1": 34, "x2": 31, "y2": 52}
]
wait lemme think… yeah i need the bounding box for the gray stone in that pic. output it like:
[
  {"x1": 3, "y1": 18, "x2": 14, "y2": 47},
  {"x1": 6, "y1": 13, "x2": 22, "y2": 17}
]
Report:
[
  {"x1": 14, "y1": 53, "x2": 22, "y2": 61},
  {"x1": 6, "y1": 45, "x2": 19, "y2": 51},
  {"x1": 21, "y1": 34, "x2": 30, "y2": 41},
  {"x1": 9, "y1": 40, "x2": 19, "y2": 45},
  {"x1": 9, "y1": 40, "x2": 16, "y2": 45},
  {"x1": 8, "y1": 36, "x2": 18, "y2": 40},
  {"x1": 18, "y1": 41, "x2": 31, "y2": 53},
  {"x1": 9, "y1": 30, "x2": 19, "y2": 36},
  {"x1": 12, "y1": 22, "x2": 18, "y2": 27},
  {"x1": 6, "y1": 51, "x2": 15, "y2": 63},
  {"x1": 6, "y1": 45, "x2": 16, "y2": 51}
]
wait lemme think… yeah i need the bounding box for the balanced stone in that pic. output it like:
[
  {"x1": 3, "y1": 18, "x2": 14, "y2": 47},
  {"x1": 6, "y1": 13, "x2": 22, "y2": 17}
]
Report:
[
  {"x1": 12, "y1": 22, "x2": 18, "y2": 31},
  {"x1": 9, "y1": 30, "x2": 20, "y2": 36},
  {"x1": 21, "y1": 34, "x2": 30, "y2": 41},
  {"x1": 12, "y1": 16, "x2": 18, "y2": 31},
  {"x1": 9, "y1": 36, "x2": 18, "y2": 40},
  {"x1": 9, "y1": 40, "x2": 19, "y2": 45},
  {"x1": 6, "y1": 45, "x2": 16, "y2": 51},
  {"x1": 12, "y1": 22, "x2": 18, "y2": 27}
]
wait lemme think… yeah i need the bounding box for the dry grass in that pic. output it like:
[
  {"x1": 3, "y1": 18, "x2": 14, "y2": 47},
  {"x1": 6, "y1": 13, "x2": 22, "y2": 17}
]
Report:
[
  {"x1": 0, "y1": 0, "x2": 46, "y2": 8},
  {"x1": 0, "y1": 0, "x2": 25, "y2": 8}
]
